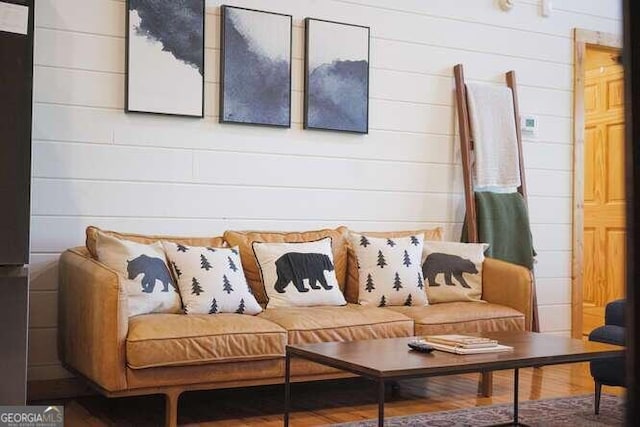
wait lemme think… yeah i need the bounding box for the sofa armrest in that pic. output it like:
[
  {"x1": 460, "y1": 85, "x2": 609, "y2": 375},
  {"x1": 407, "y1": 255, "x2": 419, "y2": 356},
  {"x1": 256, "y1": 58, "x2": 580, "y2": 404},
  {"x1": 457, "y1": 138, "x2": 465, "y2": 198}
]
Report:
[
  {"x1": 58, "y1": 247, "x2": 128, "y2": 392},
  {"x1": 605, "y1": 299, "x2": 625, "y2": 327},
  {"x1": 482, "y1": 257, "x2": 533, "y2": 331}
]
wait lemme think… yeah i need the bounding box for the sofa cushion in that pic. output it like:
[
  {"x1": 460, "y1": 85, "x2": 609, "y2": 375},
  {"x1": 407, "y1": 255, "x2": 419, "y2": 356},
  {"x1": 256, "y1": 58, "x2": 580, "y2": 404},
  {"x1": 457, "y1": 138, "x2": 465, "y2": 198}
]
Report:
[
  {"x1": 258, "y1": 304, "x2": 413, "y2": 344},
  {"x1": 386, "y1": 302, "x2": 524, "y2": 335},
  {"x1": 224, "y1": 227, "x2": 349, "y2": 304},
  {"x1": 345, "y1": 227, "x2": 443, "y2": 303},
  {"x1": 126, "y1": 313, "x2": 287, "y2": 369},
  {"x1": 86, "y1": 226, "x2": 226, "y2": 259},
  {"x1": 126, "y1": 359, "x2": 285, "y2": 389}
]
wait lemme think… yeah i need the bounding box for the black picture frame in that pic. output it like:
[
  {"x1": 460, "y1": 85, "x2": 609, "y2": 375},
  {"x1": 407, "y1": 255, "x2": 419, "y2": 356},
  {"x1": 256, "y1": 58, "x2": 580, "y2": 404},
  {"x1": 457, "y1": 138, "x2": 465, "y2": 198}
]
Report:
[
  {"x1": 303, "y1": 18, "x2": 371, "y2": 134},
  {"x1": 125, "y1": 0, "x2": 205, "y2": 118},
  {"x1": 219, "y1": 5, "x2": 293, "y2": 128}
]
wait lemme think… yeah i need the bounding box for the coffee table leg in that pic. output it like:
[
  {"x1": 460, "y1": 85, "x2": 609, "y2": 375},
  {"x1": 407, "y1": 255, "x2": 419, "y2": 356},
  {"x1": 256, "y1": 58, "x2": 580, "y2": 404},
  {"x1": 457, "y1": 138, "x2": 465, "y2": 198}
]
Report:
[
  {"x1": 377, "y1": 379, "x2": 385, "y2": 426},
  {"x1": 513, "y1": 368, "x2": 520, "y2": 425},
  {"x1": 490, "y1": 368, "x2": 526, "y2": 427},
  {"x1": 284, "y1": 352, "x2": 291, "y2": 427}
]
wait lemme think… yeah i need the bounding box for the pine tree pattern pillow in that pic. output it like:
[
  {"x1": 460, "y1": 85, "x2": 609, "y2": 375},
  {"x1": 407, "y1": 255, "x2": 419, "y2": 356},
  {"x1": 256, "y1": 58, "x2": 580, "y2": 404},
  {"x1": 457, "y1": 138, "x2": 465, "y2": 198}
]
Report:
[
  {"x1": 252, "y1": 238, "x2": 347, "y2": 308},
  {"x1": 349, "y1": 233, "x2": 428, "y2": 307},
  {"x1": 162, "y1": 242, "x2": 262, "y2": 315},
  {"x1": 95, "y1": 231, "x2": 182, "y2": 317},
  {"x1": 422, "y1": 241, "x2": 489, "y2": 303}
]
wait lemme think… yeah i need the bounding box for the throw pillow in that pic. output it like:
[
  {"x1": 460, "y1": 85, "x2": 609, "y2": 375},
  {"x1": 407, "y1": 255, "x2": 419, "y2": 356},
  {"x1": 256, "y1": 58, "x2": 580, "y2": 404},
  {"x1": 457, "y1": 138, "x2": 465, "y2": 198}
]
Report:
[
  {"x1": 162, "y1": 242, "x2": 262, "y2": 315},
  {"x1": 345, "y1": 227, "x2": 443, "y2": 303},
  {"x1": 349, "y1": 233, "x2": 428, "y2": 307},
  {"x1": 422, "y1": 241, "x2": 489, "y2": 303},
  {"x1": 252, "y1": 237, "x2": 347, "y2": 308},
  {"x1": 223, "y1": 227, "x2": 349, "y2": 304},
  {"x1": 94, "y1": 231, "x2": 182, "y2": 317}
]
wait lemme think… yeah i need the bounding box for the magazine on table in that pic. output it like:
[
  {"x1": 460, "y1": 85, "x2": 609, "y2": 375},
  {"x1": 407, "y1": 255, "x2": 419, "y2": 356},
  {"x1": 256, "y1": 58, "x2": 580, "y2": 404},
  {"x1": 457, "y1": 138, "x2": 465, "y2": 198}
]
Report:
[
  {"x1": 424, "y1": 341, "x2": 514, "y2": 355},
  {"x1": 423, "y1": 334, "x2": 513, "y2": 354},
  {"x1": 424, "y1": 334, "x2": 496, "y2": 347}
]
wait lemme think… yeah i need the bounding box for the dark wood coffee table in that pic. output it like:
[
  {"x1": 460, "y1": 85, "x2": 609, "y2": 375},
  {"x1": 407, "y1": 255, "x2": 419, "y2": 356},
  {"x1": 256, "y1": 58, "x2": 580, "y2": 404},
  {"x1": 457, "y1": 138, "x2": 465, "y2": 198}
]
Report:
[{"x1": 283, "y1": 331, "x2": 623, "y2": 426}]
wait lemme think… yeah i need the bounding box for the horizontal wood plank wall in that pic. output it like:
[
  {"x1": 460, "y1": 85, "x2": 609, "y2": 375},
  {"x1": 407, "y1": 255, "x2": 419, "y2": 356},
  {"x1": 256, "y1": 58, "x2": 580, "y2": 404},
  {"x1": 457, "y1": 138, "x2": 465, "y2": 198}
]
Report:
[{"x1": 29, "y1": 0, "x2": 621, "y2": 381}]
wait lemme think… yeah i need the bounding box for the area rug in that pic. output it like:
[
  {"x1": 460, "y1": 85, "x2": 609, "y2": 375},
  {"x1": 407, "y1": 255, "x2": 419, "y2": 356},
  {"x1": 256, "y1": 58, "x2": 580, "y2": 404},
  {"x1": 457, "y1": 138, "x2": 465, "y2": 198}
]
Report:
[{"x1": 333, "y1": 394, "x2": 623, "y2": 426}]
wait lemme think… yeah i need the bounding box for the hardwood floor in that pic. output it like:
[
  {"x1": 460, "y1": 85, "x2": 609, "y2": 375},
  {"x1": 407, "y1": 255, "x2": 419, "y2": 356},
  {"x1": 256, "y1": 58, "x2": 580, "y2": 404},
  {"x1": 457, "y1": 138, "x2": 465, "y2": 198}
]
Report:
[
  {"x1": 33, "y1": 363, "x2": 623, "y2": 426},
  {"x1": 583, "y1": 305, "x2": 607, "y2": 336}
]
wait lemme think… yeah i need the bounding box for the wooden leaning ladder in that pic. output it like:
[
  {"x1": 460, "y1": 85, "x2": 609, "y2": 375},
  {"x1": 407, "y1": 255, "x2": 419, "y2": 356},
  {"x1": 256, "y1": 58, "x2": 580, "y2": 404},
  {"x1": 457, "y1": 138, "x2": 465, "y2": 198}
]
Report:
[{"x1": 453, "y1": 64, "x2": 540, "y2": 333}]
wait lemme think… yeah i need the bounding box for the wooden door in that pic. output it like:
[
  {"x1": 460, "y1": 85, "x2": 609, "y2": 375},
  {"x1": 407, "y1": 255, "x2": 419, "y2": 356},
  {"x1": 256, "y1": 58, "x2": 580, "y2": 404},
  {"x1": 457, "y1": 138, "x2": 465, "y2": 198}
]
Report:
[{"x1": 582, "y1": 47, "x2": 625, "y2": 336}]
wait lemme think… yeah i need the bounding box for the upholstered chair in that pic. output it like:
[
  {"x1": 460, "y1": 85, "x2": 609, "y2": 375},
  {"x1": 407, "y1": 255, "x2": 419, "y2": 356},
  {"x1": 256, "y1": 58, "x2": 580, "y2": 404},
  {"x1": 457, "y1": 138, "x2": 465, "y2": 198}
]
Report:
[{"x1": 588, "y1": 299, "x2": 626, "y2": 414}]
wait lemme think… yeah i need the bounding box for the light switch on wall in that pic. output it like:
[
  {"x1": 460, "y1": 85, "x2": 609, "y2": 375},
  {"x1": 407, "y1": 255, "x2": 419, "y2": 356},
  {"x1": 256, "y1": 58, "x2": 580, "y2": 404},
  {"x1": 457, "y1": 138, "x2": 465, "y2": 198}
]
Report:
[{"x1": 541, "y1": 0, "x2": 553, "y2": 17}]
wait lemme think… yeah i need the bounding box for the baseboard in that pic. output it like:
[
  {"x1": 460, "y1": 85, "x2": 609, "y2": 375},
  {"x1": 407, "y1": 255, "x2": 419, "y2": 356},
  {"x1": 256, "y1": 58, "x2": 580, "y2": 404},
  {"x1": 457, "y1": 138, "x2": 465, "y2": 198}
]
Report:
[{"x1": 27, "y1": 377, "x2": 96, "y2": 402}]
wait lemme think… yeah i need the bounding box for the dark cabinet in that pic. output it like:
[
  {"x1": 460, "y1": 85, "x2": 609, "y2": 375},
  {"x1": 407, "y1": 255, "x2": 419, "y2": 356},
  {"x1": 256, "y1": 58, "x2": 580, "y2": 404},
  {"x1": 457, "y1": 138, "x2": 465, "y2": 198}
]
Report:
[
  {"x1": 0, "y1": 0, "x2": 33, "y2": 265},
  {"x1": 0, "y1": 0, "x2": 33, "y2": 405}
]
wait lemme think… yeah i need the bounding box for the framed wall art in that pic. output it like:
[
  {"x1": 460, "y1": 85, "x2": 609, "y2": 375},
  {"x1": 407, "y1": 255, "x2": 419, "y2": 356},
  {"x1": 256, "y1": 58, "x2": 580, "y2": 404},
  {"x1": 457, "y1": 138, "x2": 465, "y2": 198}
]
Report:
[
  {"x1": 220, "y1": 5, "x2": 292, "y2": 127},
  {"x1": 126, "y1": 0, "x2": 205, "y2": 117},
  {"x1": 304, "y1": 18, "x2": 370, "y2": 134}
]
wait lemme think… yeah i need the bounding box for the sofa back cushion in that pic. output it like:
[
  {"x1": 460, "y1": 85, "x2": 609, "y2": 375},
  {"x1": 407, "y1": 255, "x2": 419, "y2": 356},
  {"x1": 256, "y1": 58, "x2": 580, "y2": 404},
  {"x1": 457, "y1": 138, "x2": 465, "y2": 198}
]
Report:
[
  {"x1": 86, "y1": 226, "x2": 226, "y2": 259},
  {"x1": 223, "y1": 227, "x2": 349, "y2": 304},
  {"x1": 345, "y1": 227, "x2": 443, "y2": 303}
]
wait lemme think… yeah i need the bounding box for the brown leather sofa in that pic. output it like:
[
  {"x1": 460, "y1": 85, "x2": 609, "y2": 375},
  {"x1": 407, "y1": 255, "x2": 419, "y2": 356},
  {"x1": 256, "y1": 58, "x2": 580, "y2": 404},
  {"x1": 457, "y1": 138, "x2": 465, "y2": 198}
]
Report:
[{"x1": 58, "y1": 227, "x2": 533, "y2": 427}]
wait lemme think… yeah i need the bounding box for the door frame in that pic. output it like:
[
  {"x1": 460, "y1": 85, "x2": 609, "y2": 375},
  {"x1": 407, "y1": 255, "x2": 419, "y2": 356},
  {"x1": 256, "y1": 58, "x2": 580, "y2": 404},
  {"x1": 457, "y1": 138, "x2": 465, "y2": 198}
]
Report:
[{"x1": 572, "y1": 29, "x2": 623, "y2": 338}]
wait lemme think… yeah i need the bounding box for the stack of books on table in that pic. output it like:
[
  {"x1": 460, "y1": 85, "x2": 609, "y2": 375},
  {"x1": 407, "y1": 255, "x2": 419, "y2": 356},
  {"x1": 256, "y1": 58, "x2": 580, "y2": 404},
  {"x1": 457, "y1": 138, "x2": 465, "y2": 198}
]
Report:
[{"x1": 423, "y1": 334, "x2": 513, "y2": 355}]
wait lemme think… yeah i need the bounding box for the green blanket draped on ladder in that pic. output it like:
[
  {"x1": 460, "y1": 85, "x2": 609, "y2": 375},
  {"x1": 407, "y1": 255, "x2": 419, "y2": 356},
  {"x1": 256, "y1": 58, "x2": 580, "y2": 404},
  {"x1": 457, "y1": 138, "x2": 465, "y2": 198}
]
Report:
[{"x1": 461, "y1": 191, "x2": 536, "y2": 270}]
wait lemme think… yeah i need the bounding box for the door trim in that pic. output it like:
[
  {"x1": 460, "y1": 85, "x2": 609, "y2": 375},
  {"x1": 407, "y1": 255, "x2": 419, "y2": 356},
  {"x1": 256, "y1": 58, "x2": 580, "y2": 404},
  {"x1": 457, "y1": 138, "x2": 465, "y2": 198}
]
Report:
[{"x1": 572, "y1": 29, "x2": 623, "y2": 338}]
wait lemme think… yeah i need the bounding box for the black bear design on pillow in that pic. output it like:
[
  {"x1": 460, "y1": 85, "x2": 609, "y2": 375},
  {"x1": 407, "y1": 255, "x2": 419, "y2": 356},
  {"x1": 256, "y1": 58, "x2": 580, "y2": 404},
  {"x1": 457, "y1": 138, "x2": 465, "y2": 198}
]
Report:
[
  {"x1": 421, "y1": 253, "x2": 477, "y2": 289},
  {"x1": 127, "y1": 254, "x2": 175, "y2": 293},
  {"x1": 274, "y1": 252, "x2": 335, "y2": 293}
]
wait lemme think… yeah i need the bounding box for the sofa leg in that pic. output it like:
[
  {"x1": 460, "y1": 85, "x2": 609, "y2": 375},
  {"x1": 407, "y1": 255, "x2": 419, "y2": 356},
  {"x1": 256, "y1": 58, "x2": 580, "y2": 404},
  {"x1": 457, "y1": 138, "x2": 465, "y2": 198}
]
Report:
[
  {"x1": 165, "y1": 391, "x2": 180, "y2": 427},
  {"x1": 594, "y1": 381, "x2": 602, "y2": 415},
  {"x1": 480, "y1": 371, "x2": 493, "y2": 397}
]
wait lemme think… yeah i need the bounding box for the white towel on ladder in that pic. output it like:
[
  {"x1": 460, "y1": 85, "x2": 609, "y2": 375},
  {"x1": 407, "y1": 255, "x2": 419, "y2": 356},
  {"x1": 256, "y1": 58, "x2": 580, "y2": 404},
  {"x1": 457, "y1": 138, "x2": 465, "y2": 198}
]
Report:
[{"x1": 465, "y1": 82, "x2": 521, "y2": 188}]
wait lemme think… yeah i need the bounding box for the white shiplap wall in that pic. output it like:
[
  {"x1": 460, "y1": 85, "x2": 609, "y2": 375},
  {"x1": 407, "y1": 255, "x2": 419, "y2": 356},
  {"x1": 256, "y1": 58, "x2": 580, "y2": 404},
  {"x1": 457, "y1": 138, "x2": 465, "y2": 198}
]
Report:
[{"x1": 29, "y1": 0, "x2": 622, "y2": 381}]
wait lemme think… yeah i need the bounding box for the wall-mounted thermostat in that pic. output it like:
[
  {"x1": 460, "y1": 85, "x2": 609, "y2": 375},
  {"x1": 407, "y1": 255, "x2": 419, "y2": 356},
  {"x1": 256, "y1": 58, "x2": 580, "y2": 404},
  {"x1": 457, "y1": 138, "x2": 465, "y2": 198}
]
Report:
[
  {"x1": 521, "y1": 115, "x2": 538, "y2": 135},
  {"x1": 498, "y1": 0, "x2": 514, "y2": 12}
]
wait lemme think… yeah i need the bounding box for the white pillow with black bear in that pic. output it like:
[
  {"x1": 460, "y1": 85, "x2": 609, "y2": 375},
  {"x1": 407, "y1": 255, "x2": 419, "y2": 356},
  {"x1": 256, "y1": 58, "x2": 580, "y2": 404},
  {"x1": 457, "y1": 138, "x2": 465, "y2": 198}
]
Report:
[
  {"x1": 422, "y1": 241, "x2": 489, "y2": 304},
  {"x1": 163, "y1": 242, "x2": 262, "y2": 315},
  {"x1": 350, "y1": 233, "x2": 427, "y2": 307},
  {"x1": 94, "y1": 231, "x2": 182, "y2": 317},
  {"x1": 252, "y1": 238, "x2": 346, "y2": 308}
]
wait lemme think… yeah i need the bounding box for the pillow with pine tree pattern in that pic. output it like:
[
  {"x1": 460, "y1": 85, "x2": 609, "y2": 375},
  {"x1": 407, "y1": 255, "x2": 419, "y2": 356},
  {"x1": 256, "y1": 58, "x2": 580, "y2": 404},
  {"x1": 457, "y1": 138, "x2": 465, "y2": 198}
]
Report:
[
  {"x1": 348, "y1": 233, "x2": 428, "y2": 307},
  {"x1": 162, "y1": 242, "x2": 262, "y2": 315}
]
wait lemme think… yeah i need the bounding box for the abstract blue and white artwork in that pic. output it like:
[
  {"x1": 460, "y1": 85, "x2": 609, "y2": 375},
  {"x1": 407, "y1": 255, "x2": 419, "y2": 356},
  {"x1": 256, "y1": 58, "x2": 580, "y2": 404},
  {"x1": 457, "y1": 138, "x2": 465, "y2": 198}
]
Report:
[
  {"x1": 126, "y1": 0, "x2": 204, "y2": 117},
  {"x1": 304, "y1": 19, "x2": 369, "y2": 134},
  {"x1": 220, "y1": 6, "x2": 292, "y2": 127}
]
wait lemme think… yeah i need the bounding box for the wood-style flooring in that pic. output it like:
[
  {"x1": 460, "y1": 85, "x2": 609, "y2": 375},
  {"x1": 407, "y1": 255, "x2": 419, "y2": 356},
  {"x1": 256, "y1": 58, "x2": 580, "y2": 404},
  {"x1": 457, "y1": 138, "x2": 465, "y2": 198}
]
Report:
[
  {"x1": 34, "y1": 363, "x2": 623, "y2": 426},
  {"x1": 583, "y1": 305, "x2": 607, "y2": 336}
]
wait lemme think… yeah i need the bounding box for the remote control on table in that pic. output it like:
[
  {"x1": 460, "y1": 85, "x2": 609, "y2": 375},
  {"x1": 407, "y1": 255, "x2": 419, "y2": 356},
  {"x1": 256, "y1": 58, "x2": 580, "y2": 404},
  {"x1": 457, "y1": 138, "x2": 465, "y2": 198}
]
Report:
[{"x1": 408, "y1": 340, "x2": 435, "y2": 353}]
